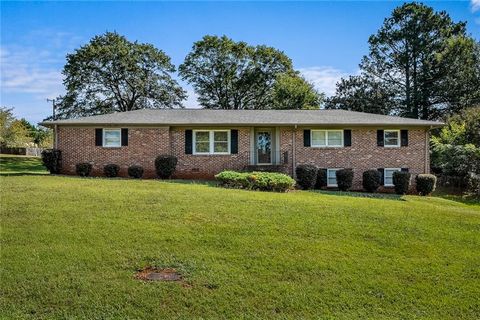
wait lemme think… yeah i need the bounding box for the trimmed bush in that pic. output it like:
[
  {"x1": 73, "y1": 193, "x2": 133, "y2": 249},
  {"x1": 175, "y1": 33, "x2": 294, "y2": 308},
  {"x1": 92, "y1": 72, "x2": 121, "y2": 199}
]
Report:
[
  {"x1": 466, "y1": 172, "x2": 480, "y2": 197},
  {"x1": 128, "y1": 165, "x2": 144, "y2": 179},
  {"x1": 155, "y1": 155, "x2": 178, "y2": 179},
  {"x1": 215, "y1": 170, "x2": 295, "y2": 192},
  {"x1": 104, "y1": 164, "x2": 120, "y2": 177},
  {"x1": 315, "y1": 169, "x2": 327, "y2": 189},
  {"x1": 41, "y1": 149, "x2": 62, "y2": 174},
  {"x1": 393, "y1": 171, "x2": 411, "y2": 195},
  {"x1": 295, "y1": 164, "x2": 318, "y2": 190},
  {"x1": 362, "y1": 170, "x2": 381, "y2": 192},
  {"x1": 76, "y1": 162, "x2": 92, "y2": 177},
  {"x1": 336, "y1": 169, "x2": 353, "y2": 191},
  {"x1": 415, "y1": 174, "x2": 437, "y2": 196}
]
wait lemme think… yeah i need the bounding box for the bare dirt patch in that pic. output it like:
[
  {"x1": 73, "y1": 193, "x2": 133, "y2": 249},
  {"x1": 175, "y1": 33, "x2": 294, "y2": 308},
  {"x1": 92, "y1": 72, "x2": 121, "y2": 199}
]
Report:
[{"x1": 135, "y1": 267, "x2": 182, "y2": 282}]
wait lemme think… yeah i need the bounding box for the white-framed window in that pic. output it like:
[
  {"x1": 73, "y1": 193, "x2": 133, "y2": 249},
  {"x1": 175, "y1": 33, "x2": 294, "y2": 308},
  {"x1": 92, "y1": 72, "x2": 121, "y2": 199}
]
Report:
[
  {"x1": 103, "y1": 129, "x2": 121, "y2": 147},
  {"x1": 327, "y1": 168, "x2": 341, "y2": 187},
  {"x1": 384, "y1": 168, "x2": 401, "y2": 186},
  {"x1": 384, "y1": 130, "x2": 400, "y2": 147},
  {"x1": 193, "y1": 130, "x2": 231, "y2": 155},
  {"x1": 311, "y1": 130, "x2": 343, "y2": 147}
]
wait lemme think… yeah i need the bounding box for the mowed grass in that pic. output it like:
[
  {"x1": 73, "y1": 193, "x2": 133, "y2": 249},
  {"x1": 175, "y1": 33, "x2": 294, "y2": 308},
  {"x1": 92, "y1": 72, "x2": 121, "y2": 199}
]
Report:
[{"x1": 0, "y1": 157, "x2": 479, "y2": 319}]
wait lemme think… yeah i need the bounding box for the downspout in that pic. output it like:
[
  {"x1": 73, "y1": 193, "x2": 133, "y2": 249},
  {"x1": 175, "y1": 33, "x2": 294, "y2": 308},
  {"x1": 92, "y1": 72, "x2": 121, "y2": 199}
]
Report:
[
  {"x1": 292, "y1": 125, "x2": 297, "y2": 177},
  {"x1": 425, "y1": 126, "x2": 431, "y2": 173},
  {"x1": 54, "y1": 124, "x2": 58, "y2": 149}
]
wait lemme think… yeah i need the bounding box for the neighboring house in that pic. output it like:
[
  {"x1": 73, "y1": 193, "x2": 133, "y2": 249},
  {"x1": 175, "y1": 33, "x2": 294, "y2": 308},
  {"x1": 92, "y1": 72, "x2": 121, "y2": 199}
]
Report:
[{"x1": 41, "y1": 109, "x2": 443, "y2": 189}]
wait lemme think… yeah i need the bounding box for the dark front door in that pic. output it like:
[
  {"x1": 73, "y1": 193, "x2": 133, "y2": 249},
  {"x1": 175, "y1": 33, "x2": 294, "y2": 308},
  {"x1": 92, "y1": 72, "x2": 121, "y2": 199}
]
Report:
[{"x1": 256, "y1": 130, "x2": 272, "y2": 164}]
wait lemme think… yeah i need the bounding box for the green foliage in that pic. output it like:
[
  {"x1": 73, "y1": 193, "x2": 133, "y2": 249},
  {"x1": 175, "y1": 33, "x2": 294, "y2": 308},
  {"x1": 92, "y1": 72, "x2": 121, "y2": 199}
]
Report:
[
  {"x1": 466, "y1": 172, "x2": 480, "y2": 197},
  {"x1": 336, "y1": 169, "x2": 354, "y2": 191},
  {"x1": 76, "y1": 162, "x2": 92, "y2": 177},
  {"x1": 54, "y1": 32, "x2": 186, "y2": 119},
  {"x1": 272, "y1": 73, "x2": 324, "y2": 109},
  {"x1": 154, "y1": 155, "x2": 178, "y2": 179},
  {"x1": 215, "y1": 170, "x2": 295, "y2": 192},
  {"x1": 362, "y1": 170, "x2": 381, "y2": 192},
  {"x1": 416, "y1": 174, "x2": 437, "y2": 196},
  {"x1": 431, "y1": 107, "x2": 480, "y2": 176},
  {"x1": 330, "y1": 2, "x2": 480, "y2": 120},
  {"x1": 128, "y1": 164, "x2": 144, "y2": 179},
  {"x1": 392, "y1": 171, "x2": 411, "y2": 195},
  {"x1": 41, "y1": 149, "x2": 62, "y2": 174},
  {"x1": 1, "y1": 107, "x2": 53, "y2": 147},
  {"x1": 295, "y1": 164, "x2": 318, "y2": 190},
  {"x1": 104, "y1": 164, "x2": 120, "y2": 178},
  {"x1": 325, "y1": 75, "x2": 396, "y2": 115},
  {"x1": 179, "y1": 35, "x2": 294, "y2": 110},
  {"x1": 315, "y1": 169, "x2": 327, "y2": 189}
]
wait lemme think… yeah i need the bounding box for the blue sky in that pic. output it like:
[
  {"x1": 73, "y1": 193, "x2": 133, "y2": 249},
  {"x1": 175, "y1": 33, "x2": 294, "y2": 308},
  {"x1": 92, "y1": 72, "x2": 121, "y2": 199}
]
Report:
[{"x1": 1, "y1": 1, "x2": 479, "y2": 124}]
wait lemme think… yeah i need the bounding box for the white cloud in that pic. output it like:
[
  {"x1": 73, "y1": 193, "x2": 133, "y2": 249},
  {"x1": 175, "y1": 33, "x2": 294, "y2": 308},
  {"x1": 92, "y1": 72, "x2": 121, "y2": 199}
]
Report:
[
  {"x1": 472, "y1": 0, "x2": 480, "y2": 12},
  {"x1": 299, "y1": 66, "x2": 354, "y2": 97},
  {"x1": 182, "y1": 85, "x2": 201, "y2": 109}
]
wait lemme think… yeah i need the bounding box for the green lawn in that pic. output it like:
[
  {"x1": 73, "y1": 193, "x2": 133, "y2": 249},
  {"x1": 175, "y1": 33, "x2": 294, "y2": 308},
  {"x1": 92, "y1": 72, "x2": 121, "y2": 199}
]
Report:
[{"x1": 1, "y1": 156, "x2": 479, "y2": 319}]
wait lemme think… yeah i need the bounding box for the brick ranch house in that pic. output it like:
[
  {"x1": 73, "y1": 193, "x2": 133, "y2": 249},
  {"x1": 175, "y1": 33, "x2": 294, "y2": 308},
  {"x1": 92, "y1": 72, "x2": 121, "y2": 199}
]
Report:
[{"x1": 41, "y1": 109, "x2": 443, "y2": 189}]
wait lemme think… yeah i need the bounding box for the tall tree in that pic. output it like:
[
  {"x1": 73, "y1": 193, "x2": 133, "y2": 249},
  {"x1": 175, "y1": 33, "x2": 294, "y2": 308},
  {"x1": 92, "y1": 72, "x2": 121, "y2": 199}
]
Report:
[
  {"x1": 325, "y1": 75, "x2": 397, "y2": 115},
  {"x1": 359, "y1": 2, "x2": 480, "y2": 120},
  {"x1": 272, "y1": 73, "x2": 324, "y2": 110},
  {"x1": 54, "y1": 32, "x2": 186, "y2": 119},
  {"x1": 179, "y1": 35, "x2": 294, "y2": 109}
]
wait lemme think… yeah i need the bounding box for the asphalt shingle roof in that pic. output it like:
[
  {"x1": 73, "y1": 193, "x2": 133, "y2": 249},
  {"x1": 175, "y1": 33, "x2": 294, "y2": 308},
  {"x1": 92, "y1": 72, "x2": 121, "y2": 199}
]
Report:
[{"x1": 40, "y1": 109, "x2": 444, "y2": 127}]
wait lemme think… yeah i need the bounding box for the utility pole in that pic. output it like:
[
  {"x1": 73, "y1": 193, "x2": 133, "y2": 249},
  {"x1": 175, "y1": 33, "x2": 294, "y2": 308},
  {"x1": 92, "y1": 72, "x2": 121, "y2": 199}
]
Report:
[{"x1": 47, "y1": 98, "x2": 56, "y2": 120}]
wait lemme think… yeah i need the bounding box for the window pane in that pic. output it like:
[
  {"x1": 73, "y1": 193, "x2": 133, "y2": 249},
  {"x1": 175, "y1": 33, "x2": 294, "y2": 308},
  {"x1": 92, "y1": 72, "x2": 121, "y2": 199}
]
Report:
[
  {"x1": 195, "y1": 131, "x2": 210, "y2": 153},
  {"x1": 214, "y1": 131, "x2": 228, "y2": 142},
  {"x1": 328, "y1": 131, "x2": 342, "y2": 146},
  {"x1": 384, "y1": 131, "x2": 399, "y2": 146},
  {"x1": 312, "y1": 131, "x2": 326, "y2": 146},
  {"x1": 195, "y1": 131, "x2": 210, "y2": 142},
  {"x1": 214, "y1": 142, "x2": 228, "y2": 153},
  {"x1": 385, "y1": 169, "x2": 399, "y2": 185},
  {"x1": 104, "y1": 130, "x2": 120, "y2": 147},
  {"x1": 195, "y1": 142, "x2": 210, "y2": 153},
  {"x1": 328, "y1": 170, "x2": 337, "y2": 185}
]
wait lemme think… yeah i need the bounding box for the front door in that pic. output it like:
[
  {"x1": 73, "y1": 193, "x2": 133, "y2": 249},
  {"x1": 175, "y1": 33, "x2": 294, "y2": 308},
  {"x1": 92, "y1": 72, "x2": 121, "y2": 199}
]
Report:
[{"x1": 256, "y1": 130, "x2": 272, "y2": 164}]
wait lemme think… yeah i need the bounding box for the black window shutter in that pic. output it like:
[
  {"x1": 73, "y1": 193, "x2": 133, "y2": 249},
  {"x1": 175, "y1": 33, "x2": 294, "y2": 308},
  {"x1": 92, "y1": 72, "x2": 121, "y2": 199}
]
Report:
[
  {"x1": 401, "y1": 168, "x2": 409, "y2": 172},
  {"x1": 344, "y1": 130, "x2": 352, "y2": 147},
  {"x1": 185, "y1": 130, "x2": 193, "y2": 154},
  {"x1": 95, "y1": 128, "x2": 103, "y2": 146},
  {"x1": 377, "y1": 130, "x2": 384, "y2": 147},
  {"x1": 231, "y1": 129, "x2": 238, "y2": 154},
  {"x1": 303, "y1": 130, "x2": 311, "y2": 147},
  {"x1": 121, "y1": 128, "x2": 128, "y2": 146},
  {"x1": 377, "y1": 168, "x2": 384, "y2": 186},
  {"x1": 401, "y1": 130, "x2": 409, "y2": 146}
]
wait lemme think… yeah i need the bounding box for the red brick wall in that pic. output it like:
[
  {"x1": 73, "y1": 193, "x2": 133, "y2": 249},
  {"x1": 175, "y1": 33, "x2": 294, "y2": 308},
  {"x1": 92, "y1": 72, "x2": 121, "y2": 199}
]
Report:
[
  {"x1": 56, "y1": 126, "x2": 429, "y2": 187},
  {"x1": 280, "y1": 127, "x2": 429, "y2": 190},
  {"x1": 57, "y1": 127, "x2": 170, "y2": 178},
  {"x1": 170, "y1": 127, "x2": 251, "y2": 179}
]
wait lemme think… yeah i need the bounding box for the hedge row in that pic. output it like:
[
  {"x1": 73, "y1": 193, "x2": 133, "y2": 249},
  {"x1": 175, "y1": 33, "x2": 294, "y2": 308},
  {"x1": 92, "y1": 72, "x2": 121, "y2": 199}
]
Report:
[
  {"x1": 295, "y1": 165, "x2": 437, "y2": 196},
  {"x1": 68, "y1": 155, "x2": 178, "y2": 179},
  {"x1": 215, "y1": 171, "x2": 296, "y2": 192}
]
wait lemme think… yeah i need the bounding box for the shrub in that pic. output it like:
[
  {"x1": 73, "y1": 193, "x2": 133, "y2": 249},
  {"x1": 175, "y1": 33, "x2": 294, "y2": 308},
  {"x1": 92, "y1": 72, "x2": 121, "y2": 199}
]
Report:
[
  {"x1": 155, "y1": 155, "x2": 178, "y2": 179},
  {"x1": 215, "y1": 171, "x2": 295, "y2": 192},
  {"x1": 315, "y1": 169, "x2": 327, "y2": 189},
  {"x1": 336, "y1": 169, "x2": 353, "y2": 191},
  {"x1": 295, "y1": 164, "x2": 318, "y2": 189},
  {"x1": 76, "y1": 162, "x2": 92, "y2": 177},
  {"x1": 416, "y1": 174, "x2": 437, "y2": 196},
  {"x1": 128, "y1": 165, "x2": 144, "y2": 179},
  {"x1": 41, "y1": 149, "x2": 62, "y2": 174},
  {"x1": 104, "y1": 164, "x2": 120, "y2": 177},
  {"x1": 393, "y1": 171, "x2": 411, "y2": 195},
  {"x1": 466, "y1": 172, "x2": 480, "y2": 197},
  {"x1": 362, "y1": 170, "x2": 381, "y2": 192}
]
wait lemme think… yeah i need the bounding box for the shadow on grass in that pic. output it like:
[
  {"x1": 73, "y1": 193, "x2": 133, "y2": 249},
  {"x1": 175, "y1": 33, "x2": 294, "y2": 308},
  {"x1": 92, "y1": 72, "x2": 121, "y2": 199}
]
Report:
[{"x1": 311, "y1": 189, "x2": 406, "y2": 201}]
